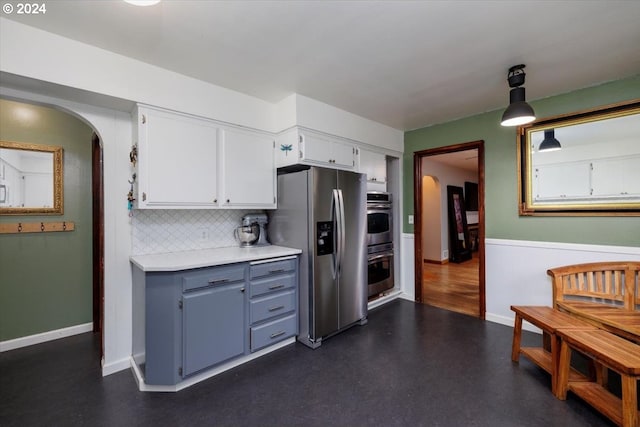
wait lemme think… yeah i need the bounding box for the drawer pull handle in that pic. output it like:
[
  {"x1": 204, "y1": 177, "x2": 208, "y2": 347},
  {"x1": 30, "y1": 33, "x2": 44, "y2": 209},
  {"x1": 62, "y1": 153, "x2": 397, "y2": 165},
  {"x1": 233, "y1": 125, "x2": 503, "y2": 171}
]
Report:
[
  {"x1": 270, "y1": 331, "x2": 286, "y2": 339},
  {"x1": 268, "y1": 284, "x2": 285, "y2": 290},
  {"x1": 268, "y1": 305, "x2": 285, "y2": 312},
  {"x1": 269, "y1": 269, "x2": 285, "y2": 273},
  {"x1": 208, "y1": 278, "x2": 229, "y2": 285}
]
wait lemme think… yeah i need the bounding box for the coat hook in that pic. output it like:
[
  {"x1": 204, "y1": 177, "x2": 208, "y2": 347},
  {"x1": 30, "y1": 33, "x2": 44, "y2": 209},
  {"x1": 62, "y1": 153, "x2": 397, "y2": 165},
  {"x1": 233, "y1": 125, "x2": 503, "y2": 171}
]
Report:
[
  {"x1": 63, "y1": 221, "x2": 67, "y2": 231},
  {"x1": 18, "y1": 222, "x2": 22, "y2": 232},
  {"x1": 40, "y1": 222, "x2": 45, "y2": 232}
]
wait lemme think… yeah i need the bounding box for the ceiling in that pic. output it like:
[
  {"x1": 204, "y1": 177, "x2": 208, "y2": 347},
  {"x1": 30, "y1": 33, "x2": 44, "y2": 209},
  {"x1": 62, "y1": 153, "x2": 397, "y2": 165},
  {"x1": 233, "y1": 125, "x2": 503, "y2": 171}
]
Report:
[{"x1": 4, "y1": 1, "x2": 640, "y2": 131}]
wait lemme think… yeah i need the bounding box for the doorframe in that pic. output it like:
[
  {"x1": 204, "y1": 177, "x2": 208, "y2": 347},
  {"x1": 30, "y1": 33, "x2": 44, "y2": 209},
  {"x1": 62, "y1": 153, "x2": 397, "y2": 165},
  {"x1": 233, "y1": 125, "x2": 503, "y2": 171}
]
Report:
[
  {"x1": 413, "y1": 140, "x2": 486, "y2": 319},
  {"x1": 92, "y1": 133, "x2": 105, "y2": 358}
]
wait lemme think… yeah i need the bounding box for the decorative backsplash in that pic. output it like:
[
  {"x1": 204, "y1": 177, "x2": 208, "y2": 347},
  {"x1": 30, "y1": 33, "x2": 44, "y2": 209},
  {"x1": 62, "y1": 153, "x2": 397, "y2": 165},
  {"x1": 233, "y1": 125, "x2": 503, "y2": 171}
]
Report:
[{"x1": 131, "y1": 209, "x2": 260, "y2": 255}]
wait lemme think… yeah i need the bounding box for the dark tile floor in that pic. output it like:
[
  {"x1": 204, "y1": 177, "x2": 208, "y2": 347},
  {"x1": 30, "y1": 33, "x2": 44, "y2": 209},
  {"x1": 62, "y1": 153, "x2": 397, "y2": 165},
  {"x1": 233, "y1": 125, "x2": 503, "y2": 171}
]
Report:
[{"x1": 1, "y1": 300, "x2": 614, "y2": 427}]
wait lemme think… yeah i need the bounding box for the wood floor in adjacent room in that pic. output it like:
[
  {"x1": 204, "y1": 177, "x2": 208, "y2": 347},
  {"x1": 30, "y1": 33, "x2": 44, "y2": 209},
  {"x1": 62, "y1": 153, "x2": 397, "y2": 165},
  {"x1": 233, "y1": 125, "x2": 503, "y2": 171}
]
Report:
[{"x1": 423, "y1": 252, "x2": 480, "y2": 317}]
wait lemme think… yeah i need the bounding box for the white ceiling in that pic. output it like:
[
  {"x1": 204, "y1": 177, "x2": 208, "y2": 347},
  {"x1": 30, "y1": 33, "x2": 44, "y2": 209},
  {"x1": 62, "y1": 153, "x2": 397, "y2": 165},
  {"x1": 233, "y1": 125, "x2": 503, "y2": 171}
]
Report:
[{"x1": 4, "y1": 0, "x2": 640, "y2": 131}]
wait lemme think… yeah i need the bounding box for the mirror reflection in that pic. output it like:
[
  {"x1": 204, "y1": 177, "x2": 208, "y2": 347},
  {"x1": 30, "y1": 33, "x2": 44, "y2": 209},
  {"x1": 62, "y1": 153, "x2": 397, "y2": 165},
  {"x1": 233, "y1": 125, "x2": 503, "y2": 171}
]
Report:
[
  {"x1": 0, "y1": 141, "x2": 63, "y2": 215},
  {"x1": 518, "y1": 101, "x2": 640, "y2": 215}
]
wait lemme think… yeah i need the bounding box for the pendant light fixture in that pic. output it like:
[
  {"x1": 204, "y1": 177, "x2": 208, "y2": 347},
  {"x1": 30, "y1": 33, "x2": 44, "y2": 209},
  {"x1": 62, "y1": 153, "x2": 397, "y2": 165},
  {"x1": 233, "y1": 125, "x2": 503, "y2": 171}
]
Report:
[
  {"x1": 500, "y1": 64, "x2": 536, "y2": 127},
  {"x1": 539, "y1": 129, "x2": 562, "y2": 152}
]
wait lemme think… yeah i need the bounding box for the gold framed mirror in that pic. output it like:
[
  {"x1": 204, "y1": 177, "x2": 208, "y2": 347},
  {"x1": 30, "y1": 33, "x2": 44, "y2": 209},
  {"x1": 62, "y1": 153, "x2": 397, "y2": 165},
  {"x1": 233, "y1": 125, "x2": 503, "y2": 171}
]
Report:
[
  {"x1": 517, "y1": 100, "x2": 640, "y2": 216},
  {"x1": 0, "y1": 140, "x2": 64, "y2": 215}
]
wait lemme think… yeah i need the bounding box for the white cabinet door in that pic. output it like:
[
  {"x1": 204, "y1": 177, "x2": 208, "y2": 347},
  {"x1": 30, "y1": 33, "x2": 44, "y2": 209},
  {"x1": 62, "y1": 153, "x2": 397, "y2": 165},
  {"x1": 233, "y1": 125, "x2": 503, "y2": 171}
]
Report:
[
  {"x1": 591, "y1": 156, "x2": 640, "y2": 197},
  {"x1": 359, "y1": 149, "x2": 386, "y2": 182},
  {"x1": 221, "y1": 127, "x2": 276, "y2": 208},
  {"x1": 136, "y1": 106, "x2": 219, "y2": 208},
  {"x1": 301, "y1": 132, "x2": 355, "y2": 170},
  {"x1": 534, "y1": 162, "x2": 591, "y2": 200}
]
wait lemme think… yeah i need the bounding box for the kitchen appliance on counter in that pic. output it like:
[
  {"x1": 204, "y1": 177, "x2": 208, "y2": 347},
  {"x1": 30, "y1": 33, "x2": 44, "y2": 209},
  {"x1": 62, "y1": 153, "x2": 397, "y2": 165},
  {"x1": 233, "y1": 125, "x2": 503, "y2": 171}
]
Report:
[
  {"x1": 235, "y1": 213, "x2": 270, "y2": 247},
  {"x1": 268, "y1": 165, "x2": 367, "y2": 349},
  {"x1": 366, "y1": 192, "x2": 394, "y2": 299}
]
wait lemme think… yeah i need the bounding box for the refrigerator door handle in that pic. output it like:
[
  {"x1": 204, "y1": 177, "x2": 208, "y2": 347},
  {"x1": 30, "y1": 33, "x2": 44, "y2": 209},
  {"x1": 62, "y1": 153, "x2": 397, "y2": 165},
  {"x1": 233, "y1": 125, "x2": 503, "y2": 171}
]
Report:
[
  {"x1": 336, "y1": 188, "x2": 346, "y2": 275},
  {"x1": 331, "y1": 189, "x2": 341, "y2": 279}
]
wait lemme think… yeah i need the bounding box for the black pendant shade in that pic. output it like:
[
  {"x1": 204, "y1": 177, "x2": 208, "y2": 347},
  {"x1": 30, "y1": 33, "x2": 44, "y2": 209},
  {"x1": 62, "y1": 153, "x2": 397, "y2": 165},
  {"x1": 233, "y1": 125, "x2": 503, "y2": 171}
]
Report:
[
  {"x1": 539, "y1": 129, "x2": 562, "y2": 152},
  {"x1": 500, "y1": 65, "x2": 536, "y2": 127}
]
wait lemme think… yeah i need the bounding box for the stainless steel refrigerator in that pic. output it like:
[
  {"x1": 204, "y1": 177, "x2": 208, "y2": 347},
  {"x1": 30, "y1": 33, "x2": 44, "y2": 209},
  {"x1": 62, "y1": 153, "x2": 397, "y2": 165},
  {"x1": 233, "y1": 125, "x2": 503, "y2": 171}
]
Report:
[{"x1": 268, "y1": 166, "x2": 367, "y2": 348}]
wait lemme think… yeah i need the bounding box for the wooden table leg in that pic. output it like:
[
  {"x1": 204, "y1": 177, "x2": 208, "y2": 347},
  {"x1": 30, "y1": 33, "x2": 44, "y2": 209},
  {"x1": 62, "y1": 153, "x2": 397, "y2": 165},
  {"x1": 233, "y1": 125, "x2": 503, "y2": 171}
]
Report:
[
  {"x1": 621, "y1": 375, "x2": 638, "y2": 427},
  {"x1": 512, "y1": 313, "x2": 523, "y2": 362},
  {"x1": 550, "y1": 334, "x2": 559, "y2": 396},
  {"x1": 555, "y1": 340, "x2": 572, "y2": 400}
]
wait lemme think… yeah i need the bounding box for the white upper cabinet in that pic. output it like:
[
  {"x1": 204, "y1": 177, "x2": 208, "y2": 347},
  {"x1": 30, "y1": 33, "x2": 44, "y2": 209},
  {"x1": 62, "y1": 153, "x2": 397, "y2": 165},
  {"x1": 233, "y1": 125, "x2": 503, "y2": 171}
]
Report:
[
  {"x1": 220, "y1": 127, "x2": 276, "y2": 208},
  {"x1": 276, "y1": 128, "x2": 356, "y2": 171},
  {"x1": 134, "y1": 105, "x2": 276, "y2": 209},
  {"x1": 359, "y1": 149, "x2": 386, "y2": 183},
  {"x1": 135, "y1": 105, "x2": 219, "y2": 208}
]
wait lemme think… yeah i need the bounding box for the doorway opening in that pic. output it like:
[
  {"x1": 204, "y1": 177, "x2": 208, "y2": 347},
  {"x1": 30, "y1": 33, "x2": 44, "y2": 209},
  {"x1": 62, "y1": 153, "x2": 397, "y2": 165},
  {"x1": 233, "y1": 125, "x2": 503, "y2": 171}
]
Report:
[{"x1": 413, "y1": 140, "x2": 485, "y2": 319}]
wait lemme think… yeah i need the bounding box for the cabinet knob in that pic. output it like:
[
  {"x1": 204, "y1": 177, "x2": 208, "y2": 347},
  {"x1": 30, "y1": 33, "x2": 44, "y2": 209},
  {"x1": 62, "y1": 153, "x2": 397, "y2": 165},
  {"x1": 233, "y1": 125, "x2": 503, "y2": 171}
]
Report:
[
  {"x1": 226, "y1": 199, "x2": 230, "y2": 203},
  {"x1": 240, "y1": 287, "x2": 245, "y2": 293},
  {"x1": 213, "y1": 199, "x2": 217, "y2": 203}
]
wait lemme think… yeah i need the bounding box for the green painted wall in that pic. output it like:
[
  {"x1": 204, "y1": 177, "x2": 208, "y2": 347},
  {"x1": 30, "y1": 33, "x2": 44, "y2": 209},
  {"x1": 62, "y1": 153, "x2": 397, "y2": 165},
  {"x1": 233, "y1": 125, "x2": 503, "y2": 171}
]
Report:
[
  {"x1": 404, "y1": 75, "x2": 640, "y2": 247},
  {"x1": 0, "y1": 99, "x2": 94, "y2": 341}
]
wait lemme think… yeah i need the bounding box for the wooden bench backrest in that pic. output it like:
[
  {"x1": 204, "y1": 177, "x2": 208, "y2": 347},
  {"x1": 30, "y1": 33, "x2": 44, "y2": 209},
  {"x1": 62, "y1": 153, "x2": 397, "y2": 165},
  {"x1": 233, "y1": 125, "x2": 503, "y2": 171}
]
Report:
[{"x1": 547, "y1": 262, "x2": 640, "y2": 311}]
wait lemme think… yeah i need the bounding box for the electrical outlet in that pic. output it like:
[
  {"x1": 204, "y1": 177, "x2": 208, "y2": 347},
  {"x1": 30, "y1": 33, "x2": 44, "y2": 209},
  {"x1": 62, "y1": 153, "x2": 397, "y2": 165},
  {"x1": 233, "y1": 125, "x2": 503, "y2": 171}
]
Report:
[
  {"x1": 408, "y1": 215, "x2": 414, "y2": 224},
  {"x1": 443, "y1": 250, "x2": 449, "y2": 259},
  {"x1": 197, "y1": 228, "x2": 209, "y2": 241}
]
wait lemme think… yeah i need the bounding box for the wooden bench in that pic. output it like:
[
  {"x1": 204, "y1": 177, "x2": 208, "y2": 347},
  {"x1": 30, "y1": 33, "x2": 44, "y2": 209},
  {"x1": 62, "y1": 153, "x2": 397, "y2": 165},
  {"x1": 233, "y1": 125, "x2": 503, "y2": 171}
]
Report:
[
  {"x1": 556, "y1": 329, "x2": 640, "y2": 427},
  {"x1": 548, "y1": 261, "x2": 640, "y2": 343},
  {"x1": 511, "y1": 305, "x2": 596, "y2": 394}
]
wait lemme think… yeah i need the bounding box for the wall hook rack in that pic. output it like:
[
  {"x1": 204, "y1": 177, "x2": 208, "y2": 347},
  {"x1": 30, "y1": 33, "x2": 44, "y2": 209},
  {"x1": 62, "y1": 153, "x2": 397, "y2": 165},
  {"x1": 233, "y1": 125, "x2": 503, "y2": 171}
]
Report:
[{"x1": 0, "y1": 221, "x2": 76, "y2": 234}]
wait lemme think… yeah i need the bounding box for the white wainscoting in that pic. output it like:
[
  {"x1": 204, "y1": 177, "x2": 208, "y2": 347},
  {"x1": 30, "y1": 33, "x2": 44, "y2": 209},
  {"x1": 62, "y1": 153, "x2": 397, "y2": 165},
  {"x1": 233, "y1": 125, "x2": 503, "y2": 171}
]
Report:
[
  {"x1": 400, "y1": 234, "x2": 640, "y2": 332},
  {"x1": 485, "y1": 239, "x2": 640, "y2": 329},
  {"x1": 0, "y1": 322, "x2": 93, "y2": 352},
  {"x1": 400, "y1": 233, "x2": 415, "y2": 301}
]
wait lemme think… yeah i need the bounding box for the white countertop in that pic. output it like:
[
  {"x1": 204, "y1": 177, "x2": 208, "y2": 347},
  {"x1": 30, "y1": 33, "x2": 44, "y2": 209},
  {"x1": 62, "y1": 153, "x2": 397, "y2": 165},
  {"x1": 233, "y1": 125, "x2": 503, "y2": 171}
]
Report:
[{"x1": 130, "y1": 245, "x2": 302, "y2": 272}]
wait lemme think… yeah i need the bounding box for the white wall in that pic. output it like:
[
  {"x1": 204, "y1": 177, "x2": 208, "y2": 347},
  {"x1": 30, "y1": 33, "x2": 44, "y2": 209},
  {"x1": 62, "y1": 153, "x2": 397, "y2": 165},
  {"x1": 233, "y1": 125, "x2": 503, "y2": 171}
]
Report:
[
  {"x1": 421, "y1": 176, "x2": 441, "y2": 261},
  {"x1": 294, "y1": 94, "x2": 403, "y2": 152}
]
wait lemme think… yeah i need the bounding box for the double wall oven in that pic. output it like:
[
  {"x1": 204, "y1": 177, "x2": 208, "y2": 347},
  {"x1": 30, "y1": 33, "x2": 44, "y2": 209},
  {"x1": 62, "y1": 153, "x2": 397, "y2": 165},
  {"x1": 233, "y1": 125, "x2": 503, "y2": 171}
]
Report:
[{"x1": 367, "y1": 192, "x2": 394, "y2": 299}]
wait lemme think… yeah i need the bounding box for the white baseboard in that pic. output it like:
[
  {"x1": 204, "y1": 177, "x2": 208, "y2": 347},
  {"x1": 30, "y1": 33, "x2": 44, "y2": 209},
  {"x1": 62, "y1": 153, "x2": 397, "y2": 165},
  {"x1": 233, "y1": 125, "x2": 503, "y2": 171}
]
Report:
[
  {"x1": 0, "y1": 322, "x2": 93, "y2": 352},
  {"x1": 131, "y1": 337, "x2": 296, "y2": 392},
  {"x1": 485, "y1": 312, "x2": 541, "y2": 334},
  {"x1": 102, "y1": 356, "x2": 133, "y2": 377},
  {"x1": 368, "y1": 289, "x2": 403, "y2": 311}
]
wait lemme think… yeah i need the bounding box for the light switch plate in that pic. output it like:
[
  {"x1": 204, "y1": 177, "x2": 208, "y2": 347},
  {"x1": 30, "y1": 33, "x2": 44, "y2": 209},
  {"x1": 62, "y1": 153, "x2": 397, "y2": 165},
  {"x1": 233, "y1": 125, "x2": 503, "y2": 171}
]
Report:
[{"x1": 408, "y1": 215, "x2": 414, "y2": 224}]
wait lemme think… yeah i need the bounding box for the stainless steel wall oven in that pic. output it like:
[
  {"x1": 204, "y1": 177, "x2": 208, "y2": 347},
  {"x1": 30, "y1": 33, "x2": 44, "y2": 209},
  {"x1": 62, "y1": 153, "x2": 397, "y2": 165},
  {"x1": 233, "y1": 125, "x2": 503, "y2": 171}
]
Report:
[
  {"x1": 366, "y1": 192, "x2": 394, "y2": 298},
  {"x1": 367, "y1": 192, "x2": 392, "y2": 246},
  {"x1": 367, "y1": 243, "x2": 394, "y2": 298}
]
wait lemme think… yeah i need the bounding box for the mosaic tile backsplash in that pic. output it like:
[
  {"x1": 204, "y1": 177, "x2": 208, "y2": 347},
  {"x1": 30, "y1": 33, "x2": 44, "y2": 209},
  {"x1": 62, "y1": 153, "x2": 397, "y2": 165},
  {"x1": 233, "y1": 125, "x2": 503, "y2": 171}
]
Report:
[{"x1": 132, "y1": 209, "x2": 260, "y2": 255}]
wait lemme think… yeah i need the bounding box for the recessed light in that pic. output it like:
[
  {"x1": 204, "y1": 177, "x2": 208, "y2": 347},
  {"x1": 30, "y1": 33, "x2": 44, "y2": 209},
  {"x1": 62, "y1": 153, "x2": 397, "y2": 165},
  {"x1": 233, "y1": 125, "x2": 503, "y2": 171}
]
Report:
[{"x1": 124, "y1": 0, "x2": 161, "y2": 6}]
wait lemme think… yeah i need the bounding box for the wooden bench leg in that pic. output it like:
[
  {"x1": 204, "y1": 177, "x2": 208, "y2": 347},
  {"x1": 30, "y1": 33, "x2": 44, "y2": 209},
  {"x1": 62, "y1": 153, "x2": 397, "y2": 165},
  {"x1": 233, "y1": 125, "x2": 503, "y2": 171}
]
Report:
[
  {"x1": 512, "y1": 313, "x2": 523, "y2": 362},
  {"x1": 621, "y1": 375, "x2": 638, "y2": 427},
  {"x1": 555, "y1": 340, "x2": 572, "y2": 400}
]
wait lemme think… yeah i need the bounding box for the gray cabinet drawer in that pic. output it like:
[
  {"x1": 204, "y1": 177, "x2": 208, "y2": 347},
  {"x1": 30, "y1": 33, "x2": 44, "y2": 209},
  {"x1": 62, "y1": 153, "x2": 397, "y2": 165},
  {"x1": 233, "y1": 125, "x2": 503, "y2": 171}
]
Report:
[
  {"x1": 250, "y1": 258, "x2": 296, "y2": 280},
  {"x1": 250, "y1": 290, "x2": 296, "y2": 324},
  {"x1": 182, "y1": 264, "x2": 245, "y2": 292},
  {"x1": 249, "y1": 272, "x2": 296, "y2": 298},
  {"x1": 250, "y1": 313, "x2": 297, "y2": 352}
]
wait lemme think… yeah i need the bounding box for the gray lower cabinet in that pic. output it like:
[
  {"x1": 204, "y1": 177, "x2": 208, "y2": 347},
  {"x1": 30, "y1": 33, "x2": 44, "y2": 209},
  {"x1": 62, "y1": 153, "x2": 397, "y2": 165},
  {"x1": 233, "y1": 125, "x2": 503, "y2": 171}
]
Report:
[
  {"x1": 182, "y1": 282, "x2": 245, "y2": 376},
  {"x1": 132, "y1": 256, "x2": 298, "y2": 387},
  {"x1": 249, "y1": 258, "x2": 298, "y2": 352}
]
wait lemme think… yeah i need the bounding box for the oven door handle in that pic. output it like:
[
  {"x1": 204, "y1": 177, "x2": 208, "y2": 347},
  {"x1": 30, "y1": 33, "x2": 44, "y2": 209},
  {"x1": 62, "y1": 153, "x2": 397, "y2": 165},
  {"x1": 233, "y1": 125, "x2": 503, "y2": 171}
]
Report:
[
  {"x1": 368, "y1": 252, "x2": 394, "y2": 262},
  {"x1": 367, "y1": 204, "x2": 391, "y2": 210}
]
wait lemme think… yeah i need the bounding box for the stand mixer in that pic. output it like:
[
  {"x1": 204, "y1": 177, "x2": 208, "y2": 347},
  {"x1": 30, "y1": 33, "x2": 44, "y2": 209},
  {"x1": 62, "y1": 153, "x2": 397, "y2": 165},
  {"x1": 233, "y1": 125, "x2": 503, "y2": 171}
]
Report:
[{"x1": 236, "y1": 213, "x2": 270, "y2": 247}]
